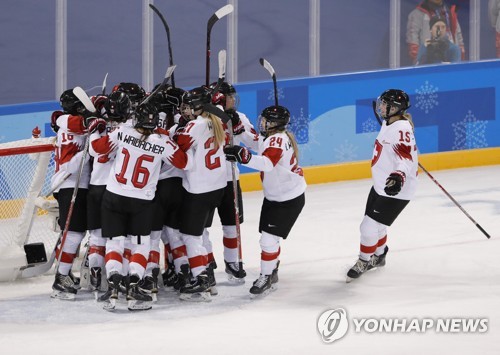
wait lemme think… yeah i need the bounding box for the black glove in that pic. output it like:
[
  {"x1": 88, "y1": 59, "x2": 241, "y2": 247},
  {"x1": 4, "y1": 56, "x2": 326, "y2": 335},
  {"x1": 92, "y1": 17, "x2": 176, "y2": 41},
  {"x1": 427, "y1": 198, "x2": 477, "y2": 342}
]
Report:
[
  {"x1": 86, "y1": 117, "x2": 107, "y2": 134},
  {"x1": 223, "y1": 145, "x2": 252, "y2": 164},
  {"x1": 225, "y1": 108, "x2": 244, "y2": 135},
  {"x1": 384, "y1": 171, "x2": 406, "y2": 196}
]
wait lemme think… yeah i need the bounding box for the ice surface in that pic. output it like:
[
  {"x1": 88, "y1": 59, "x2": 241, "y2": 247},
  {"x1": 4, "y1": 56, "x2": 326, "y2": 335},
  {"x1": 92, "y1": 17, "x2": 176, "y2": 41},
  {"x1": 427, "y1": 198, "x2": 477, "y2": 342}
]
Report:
[{"x1": 0, "y1": 165, "x2": 499, "y2": 355}]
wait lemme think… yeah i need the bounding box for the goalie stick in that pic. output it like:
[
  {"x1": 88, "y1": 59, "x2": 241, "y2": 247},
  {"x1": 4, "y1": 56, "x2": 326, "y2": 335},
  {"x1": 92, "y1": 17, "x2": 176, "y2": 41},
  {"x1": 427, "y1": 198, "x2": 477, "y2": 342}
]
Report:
[
  {"x1": 371, "y1": 101, "x2": 491, "y2": 239},
  {"x1": 218, "y1": 50, "x2": 245, "y2": 279},
  {"x1": 206, "y1": 4, "x2": 233, "y2": 86},
  {"x1": 149, "y1": 4, "x2": 176, "y2": 87}
]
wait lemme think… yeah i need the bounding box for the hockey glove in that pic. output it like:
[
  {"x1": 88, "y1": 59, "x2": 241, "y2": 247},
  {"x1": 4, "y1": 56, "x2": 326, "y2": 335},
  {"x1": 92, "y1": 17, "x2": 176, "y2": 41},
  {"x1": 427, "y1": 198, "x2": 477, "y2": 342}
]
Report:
[
  {"x1": 51, "y1": 110, "x2": 64, "y2": 133},
  {"x1": 86, "y1": 118, "x2": 107, "y2": 134},
  {"x1": 225, "y1": 109, "x2": 244, "y2": 135},
  {"x1": 384, "y1": 171, "x2": 406, "y2": 196},
  {"x1": 224, "y1": 145, "x2": 252, "y2": 164},
  {"x1": 91, "y1": 95, "x2": 108, "y2": 113}
]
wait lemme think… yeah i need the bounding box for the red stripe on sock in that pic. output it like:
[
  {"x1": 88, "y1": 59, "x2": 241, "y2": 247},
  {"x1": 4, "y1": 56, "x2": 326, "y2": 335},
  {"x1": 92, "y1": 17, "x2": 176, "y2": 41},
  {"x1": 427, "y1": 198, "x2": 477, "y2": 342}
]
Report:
[
  {"x1": 207, "y1": 252, "x2": 215, "y2": 263},
  {"x1": 377, "y1": 235, "x2": 387, "y2": 247},
  {"x1": 105, "y1": 251, "x2": 123, "y2": 263},
  {"x1": 131, "y1": 253, "x2": 148, "y2": 269},
  {"x1": 172, "y1": 245, "x2": 187, "y2": 260},
  {"x1": 89, "y1": 246, "x2": 105, "y2": 257},
  {"x1": 360, "y1": 243, "x2": 377, "y2": 254},
  {"x1": 148, "y1": 250, "x2": 160, "y2": 264},
  {"x1": 60, "y1": 252, "x2": 76, "y2": 264},
  {"x1": 261, "y1": 247, "x2": 280, "y2": 261},
  {"x1": 123, "y1": 248, "x2": 132, "y2": 261},
  {"x1": 189, "y1": 255, "x2": 208, "y2": 269},
  {"x1": 223, "y1": 236, "x2": 238, "y2": 249},
  {"x1": 165, "y1": 244, "x2": 171, "y2": 254}
]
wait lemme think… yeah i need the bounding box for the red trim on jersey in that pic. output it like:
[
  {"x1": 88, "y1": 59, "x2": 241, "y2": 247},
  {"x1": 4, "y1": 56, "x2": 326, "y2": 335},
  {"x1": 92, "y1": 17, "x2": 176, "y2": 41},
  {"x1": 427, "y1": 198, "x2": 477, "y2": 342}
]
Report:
[
  {"x1": 58, "y1": 142, "x2": 80, "y2": 166},
  {"x1": 377, "y1": 235, "x2": 387, "y2": 247},
  {"x1": 105, "y1": 251, "x2": 123, "y2": 263},
  {"x1": 188, "y1": 255, "x2": 208, "y2": 269},
  {"x1": 148, "y1": 250, "x2": 160, "y2": 264},
  {"x1": 172, "y1": 245, "x2": 187, "y2": 260},
  {"x1": 89, "y1": 245, "x2": 105, "y2": 257},
  {"x1": 91, "y1": 135, "x2": 113, "y2": 155},
  {"x1": 262, "y1": 147, "x2": 282, "y2": 167},
  {"x1": 360, "y1": 243, "x2": 377, "y2": 254},
  {"x1": 393, "y1": 143, "x2": 413, "y2": 161},
  {"x1": 131, "y1": 253, "x2": 148, "y2": 268},
  {"x1": 155, "y1": 127, "x2": 169, "y2": 136},
  {"x1": 168, "y1": 149, "x2": 188, "y2": 169},
  {"x1": 123, "y1": 248, "x2": 132, "y2": 261},
  {"x1": 261, "y1": 248, "x2": 280, "y2": 261},
  {"x1": 67, "y1": 115, "x2": 86, "y2": 134},
  {"x1": 176, "y1": 134, "x2": 194, "y2": 152},
  {"x1": 223, "y1": 236, "x2": 238, "y2": 249}
]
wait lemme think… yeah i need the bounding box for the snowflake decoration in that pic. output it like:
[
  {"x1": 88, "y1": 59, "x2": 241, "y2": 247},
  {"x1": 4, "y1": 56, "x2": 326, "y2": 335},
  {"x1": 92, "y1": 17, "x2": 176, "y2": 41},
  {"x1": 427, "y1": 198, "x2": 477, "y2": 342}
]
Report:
[
  {"x1": 361, "y1": 116, "x2": 379, "y2": 133},
  {"x1": 415, "y1": 81, "x2": 439, "y2": 114},
  {"x1": 267, "y1": 88, "x2": 285, "y2": 102},
  {"x1": 334, "y1": 140, "x2": 358, "y2": 162},
  {"x1": 290, "y1": 108, "x2": 310, "y2": 144},
  {"x1": 298, "y1": 119, "x2": 320, "y2": 154},
  {"x1": 451, "y1": 110, "x2": 488, "y2": 150}
]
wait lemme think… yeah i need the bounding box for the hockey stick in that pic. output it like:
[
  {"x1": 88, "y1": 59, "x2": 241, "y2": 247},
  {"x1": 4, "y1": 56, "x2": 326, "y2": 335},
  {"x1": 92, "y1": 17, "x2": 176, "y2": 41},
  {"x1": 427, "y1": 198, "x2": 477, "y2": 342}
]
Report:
[
  {"x1": 139, "y1": 65, "x2": 176, "y2": 106},
  {"x1": 53, "y1": 87, "x2": 96, "y2": 272},
  {"x1": 371, "y1": 101, "x2": 491, "y2": 239},
  {"x1": 102, "y1": 73, "x2": 108, "y2": 95},
  {"x1": 259, "y1": 58, "x2": 279, "y2": 106},
  {"x1": 206, "y1": 4, "x2": 233, "y2": 86},
  {"x1": 219, "y1": 50, "x2": 244, "y2": 278},
  {"x1": 149, "y1": 4, "x2": 176, "y2": 87}
]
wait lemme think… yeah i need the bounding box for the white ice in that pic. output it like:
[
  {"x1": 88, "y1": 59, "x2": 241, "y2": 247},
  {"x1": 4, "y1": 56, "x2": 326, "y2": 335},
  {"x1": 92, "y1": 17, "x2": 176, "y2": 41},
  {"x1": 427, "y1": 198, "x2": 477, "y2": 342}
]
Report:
[{"x1": 0, "y1": 165, "x2": 499, "y2": 355}]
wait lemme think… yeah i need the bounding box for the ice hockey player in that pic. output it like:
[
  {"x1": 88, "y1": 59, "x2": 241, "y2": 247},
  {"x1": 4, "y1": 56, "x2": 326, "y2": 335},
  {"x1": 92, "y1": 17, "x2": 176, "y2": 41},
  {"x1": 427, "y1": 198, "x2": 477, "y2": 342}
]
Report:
[
  {"x1": 346, "y1": 89, "x2": 418, "y2": 282},
  {"x1": 50, "y1": 89, "x2": 105, "y2": 300},
  {"x1": 90, "y1": 102, "x2": 191, "y2": 310},
  {"x1": 210, "y1": 81, "x2": 259, "y2": 284},
  {"x1": 175, "y1": 86, "x2": 227, "y2": 301},
  {"x1": 223, "y1": 105, "x2": 306, "y2": 298}
]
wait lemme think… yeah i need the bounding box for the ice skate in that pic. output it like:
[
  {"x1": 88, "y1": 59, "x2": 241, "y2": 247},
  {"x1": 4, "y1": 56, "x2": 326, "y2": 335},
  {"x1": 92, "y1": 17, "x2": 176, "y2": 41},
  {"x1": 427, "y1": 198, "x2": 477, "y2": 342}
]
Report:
[
  {"x1": 138, "y1": 273, "x2": 159, "y2": 302},
  {"x1": 51, "y1": 272, "x2": 78, "y2": 300},
  {"x1": 206, "y1": 261, "x2": 218, "y2": 296},
  {"x1": 368, "y1": 246, "x2": 389, "y2": 270},
  {"x1": 173, "y1": 264, "x2": 191, "y2": 292},
  {"x1": 224, "y1": 261, "x2": 246, "y2": 284},
  {"x1": 69, "y1": 271, "x2": 81, "y2": 290},
  {"x1": 346, "y1": 258, "x2": 370, "y2": 283},
  {"x1": 102, "y1": 273, "x2": 122, "y2": 311},
  {"x1": 127, "y1": 275, "x2": 153, "y2": 311},
  {"x1": 162, "y1": 263, "x2": 177, "y2": 288},
  {"x1": 179, "y1": 272, "x2": 211, "y2": 302},
  {"x1": 249, "y1": 274, "x2": 273, "y2": 299}
]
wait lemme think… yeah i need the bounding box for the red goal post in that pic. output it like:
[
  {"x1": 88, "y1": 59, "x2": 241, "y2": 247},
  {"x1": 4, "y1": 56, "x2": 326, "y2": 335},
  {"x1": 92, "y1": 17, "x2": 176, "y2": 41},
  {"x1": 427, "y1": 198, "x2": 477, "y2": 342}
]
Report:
[{"x1": 0, "y1": 134, "x2": 60, "y2": 281}]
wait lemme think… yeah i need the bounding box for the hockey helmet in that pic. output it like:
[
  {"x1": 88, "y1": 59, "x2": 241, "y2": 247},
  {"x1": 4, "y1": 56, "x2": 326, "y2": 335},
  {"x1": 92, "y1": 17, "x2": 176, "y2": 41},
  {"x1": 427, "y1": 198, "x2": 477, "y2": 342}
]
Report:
[
  {"x1": 376, "y1": 89, "x2": 411, "y2": 119},
  {"x1": 258, "y1": 105, "x2": 290, "y2": 136},
  {"x1": 59, "y1": 89, "x2": 85, "y2": 115},
  {"x1": 105, "y1": 91, "x2": 131, "y2": 122},
  {"x1": 112, "y1": 82, "x2": 146, "y2": 107},
  {"x1": 209, "y1": 81, "x2": 239, "y2": 109},
  {"x1": 135, "y1": 103, "x2": 159, "y2": 130}
]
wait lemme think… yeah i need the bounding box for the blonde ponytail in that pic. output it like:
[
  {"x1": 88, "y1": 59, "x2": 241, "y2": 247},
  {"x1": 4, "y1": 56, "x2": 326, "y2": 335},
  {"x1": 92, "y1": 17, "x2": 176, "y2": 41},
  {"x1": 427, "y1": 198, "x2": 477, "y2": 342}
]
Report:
[
  {"x1": 285, "y1": 131, "x2": 300, "y2": 163},
  {"x1": 202, "y1": 112, "x2": 225, "y2": 149}
]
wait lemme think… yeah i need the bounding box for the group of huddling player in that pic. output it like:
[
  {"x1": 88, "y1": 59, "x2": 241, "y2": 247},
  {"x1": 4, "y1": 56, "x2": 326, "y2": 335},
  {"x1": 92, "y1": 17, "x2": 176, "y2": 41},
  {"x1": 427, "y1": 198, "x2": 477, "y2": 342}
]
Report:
[{"x1": 49, "y1": 80, "x2": 306, "y2": 310}]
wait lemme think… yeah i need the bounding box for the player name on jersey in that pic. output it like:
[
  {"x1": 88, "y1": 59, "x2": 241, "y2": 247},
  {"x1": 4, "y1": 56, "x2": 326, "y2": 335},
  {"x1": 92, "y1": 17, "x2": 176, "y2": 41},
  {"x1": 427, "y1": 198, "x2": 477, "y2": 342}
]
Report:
[{"x1": 117, "y1": 132, "x2": 166, "y2": 154}]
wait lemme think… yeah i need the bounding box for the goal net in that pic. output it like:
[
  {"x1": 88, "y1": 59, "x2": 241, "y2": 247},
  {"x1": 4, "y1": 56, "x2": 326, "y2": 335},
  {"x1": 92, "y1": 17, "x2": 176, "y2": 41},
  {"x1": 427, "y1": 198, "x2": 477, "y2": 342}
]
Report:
[{"x1": 0, "y1": 134, "x2": 60, "y2": 281}]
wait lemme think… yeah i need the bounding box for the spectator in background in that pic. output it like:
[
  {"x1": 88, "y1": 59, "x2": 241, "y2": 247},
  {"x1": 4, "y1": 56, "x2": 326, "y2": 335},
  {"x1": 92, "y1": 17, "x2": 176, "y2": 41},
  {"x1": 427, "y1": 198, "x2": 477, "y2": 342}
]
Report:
[
  {"x1": 416, "y1": 17, "x2": 461, "y2": 65},
  {"x1": 488, "y1": 0, "x2": 500, "y2": 58},
  {"x1": 407, "y1": 0, "x2": 465, "y2": 64}
]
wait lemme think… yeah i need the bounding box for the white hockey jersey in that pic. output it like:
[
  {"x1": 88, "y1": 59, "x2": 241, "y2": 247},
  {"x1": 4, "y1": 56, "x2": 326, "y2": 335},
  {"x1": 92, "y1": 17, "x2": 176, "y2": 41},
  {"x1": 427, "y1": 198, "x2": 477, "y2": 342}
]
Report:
[
  {"x1": 245, "y1": 131, "x2": 306, "y2": 202},
  {"x1": 51, "y1": 114, "x2": 90, "y2": 192},
  {"x1": 224, "y1": 111, "x2": 259, "y2": 182},
  {"x1": 88, "y1": 124, "x2": 119, "y2": 186},
  {"x1": 176, "y1": 115, "x2": 227, "y2": 194},
  {"x1": 371, "y1": 119, "x2": 418, "y2": 200},
  {"x1": 91, "y1": 125, "x2": 191, "y2": 200}
]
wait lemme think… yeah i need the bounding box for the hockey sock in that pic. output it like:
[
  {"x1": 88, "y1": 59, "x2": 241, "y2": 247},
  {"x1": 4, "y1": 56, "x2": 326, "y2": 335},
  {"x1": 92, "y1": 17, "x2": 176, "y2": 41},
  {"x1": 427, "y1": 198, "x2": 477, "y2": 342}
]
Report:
[
  {"x1": 56, "y1": 231, "x2": 84, "y2": 275},
  {"x1": 88, "y1": 229, "x2": 106, "y2": 269},
  {"x1": 165, "y1": 226, "x2": 188, "y2": 273},
  {"x1": 359, "y1": 215, "x2": 381, "y2": 261},
  {"x1": 146, "y1": 230, "x2": 161, "y2": 276},
  {"x1": 222, "y1": 225, "x2": 238, "y2": 263},
  {"x1": 129, "y1": 235, "x2": 151, "y2": 280},
  {"x1": 105, "y1": 236, "x2": 125, "y2": 278},
  {"x1": 259, "y1": 232, "x2": 280, "y2": 275},
  {"x1": 182, "y1": 233, "x2": 208, "y2": 277},
  {"x1": 375, "y1": 234, "x2": 387, "y2": 256}
]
